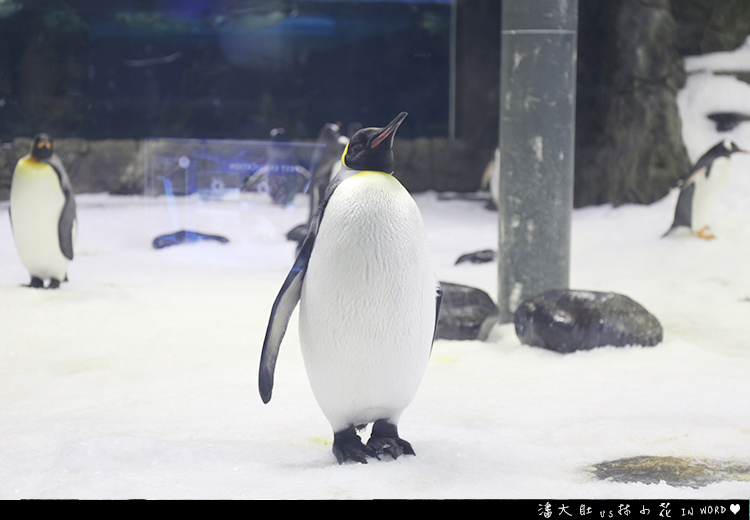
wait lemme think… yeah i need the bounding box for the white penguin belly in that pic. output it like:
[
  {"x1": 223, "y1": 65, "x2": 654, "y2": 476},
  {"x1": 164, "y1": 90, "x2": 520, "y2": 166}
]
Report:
[
  {"x1": 690, "y1": 158, "x2": 731, "y2": 232},
  {"x1": 299, "y1": 172, "x2": 436, "y2": 432},
  {"x1": 10, "y1": 162, "x2": 69, "y2": 280}
]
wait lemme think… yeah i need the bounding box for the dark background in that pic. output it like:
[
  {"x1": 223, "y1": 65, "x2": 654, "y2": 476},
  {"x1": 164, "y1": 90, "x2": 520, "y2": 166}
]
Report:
[
  {"x1": 0, "y1": 0, "x2": 450, "y2": 141},
  {"x1": 1, "y1": 0, "x2": 749, "y2": 206}
]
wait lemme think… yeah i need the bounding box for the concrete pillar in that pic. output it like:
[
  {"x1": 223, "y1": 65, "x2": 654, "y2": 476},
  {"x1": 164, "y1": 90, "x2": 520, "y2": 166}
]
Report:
[{"x1": 498, "y1": 0, "x2": 578, "y2": 322}]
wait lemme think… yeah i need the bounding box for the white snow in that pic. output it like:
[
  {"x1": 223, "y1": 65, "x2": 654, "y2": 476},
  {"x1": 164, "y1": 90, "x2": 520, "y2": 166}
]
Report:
[
  {"x1": 684, "y1": 35, "x2": 750, "y2": 74},
  {"x1": 3, "y1": 49, "x2": 750, "y2": 500}
]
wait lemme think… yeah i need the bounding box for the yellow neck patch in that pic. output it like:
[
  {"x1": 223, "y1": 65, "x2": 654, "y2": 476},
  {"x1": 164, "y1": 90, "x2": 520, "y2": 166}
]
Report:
[{"x1": 341, "y1": 141, "x2": 350, "y2": 169}]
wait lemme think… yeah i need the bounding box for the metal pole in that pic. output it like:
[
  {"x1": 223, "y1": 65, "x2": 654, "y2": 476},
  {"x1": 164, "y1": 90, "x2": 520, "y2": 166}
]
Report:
[
  {"x1": 449, "y1": 0, "x2": 457, "y2": 140},
  {"x1": 498, "y1": 0, "x2": 578, "y2": 322}
]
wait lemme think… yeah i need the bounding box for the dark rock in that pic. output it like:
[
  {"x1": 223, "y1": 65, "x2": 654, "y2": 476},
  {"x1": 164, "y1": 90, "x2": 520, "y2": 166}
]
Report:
[
  {"x1": 514, "y1": 289, "x2": 663, "y2": 353},
  {"x1": 575, "y1": 0, "x2": 690, "y2": 207},
  {"x1": 707, "y1": 112, "x2": 750, "y2": 132},
  {"x1": 671, "y1": 1, "x2": 750, "y2": 56},
  {"x1": 436, "y1": 282, "x2": 499, "y2": 341},
  {"x1": 455, "y1": 249, "x2": 496, "y2": 265}
]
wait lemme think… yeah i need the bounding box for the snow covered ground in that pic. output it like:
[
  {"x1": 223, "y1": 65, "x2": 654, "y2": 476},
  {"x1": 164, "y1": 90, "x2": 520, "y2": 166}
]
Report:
[{"x1": 2, "y1": 51, "x2": 750, "y2": 500}]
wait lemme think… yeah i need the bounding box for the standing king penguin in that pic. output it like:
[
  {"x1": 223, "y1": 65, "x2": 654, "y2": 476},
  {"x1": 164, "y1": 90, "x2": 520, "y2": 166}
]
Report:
[
  {"x1": 10, "y1": 134, "x2": 77, "y2": 288},
  {"x1": 259, "y1": 112, "x2": 442, "y2": 464},
  {"x1": 663, "y1": 139, "x2": 747, "y2": 239}
]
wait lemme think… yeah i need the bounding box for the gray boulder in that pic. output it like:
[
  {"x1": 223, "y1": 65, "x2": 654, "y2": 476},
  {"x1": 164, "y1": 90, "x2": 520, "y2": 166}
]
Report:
[
  {"x1": 436, "y1": 282, "x2": 499, "y2": 341},
  {"x1": 514, "y1": 289, "x2": 663, "y2": 353}
]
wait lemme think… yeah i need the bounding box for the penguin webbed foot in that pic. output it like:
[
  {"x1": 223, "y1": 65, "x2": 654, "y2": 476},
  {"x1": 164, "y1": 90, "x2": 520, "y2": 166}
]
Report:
[
  {"x1": 27, "y1": 277, "x2": 44, "y2": 289},
  {"x1": 25, "y1": 277, "x2": 64, "y2": 289},
  {"x1": 366, "y1": 419, "x2": 415, "y2": 460},
  {"x1": 696, "y1": 226, "x2": 716, "y2": 240},
  {"x1": 332, "y1": 426, "x2": 378, "y2": 464}
]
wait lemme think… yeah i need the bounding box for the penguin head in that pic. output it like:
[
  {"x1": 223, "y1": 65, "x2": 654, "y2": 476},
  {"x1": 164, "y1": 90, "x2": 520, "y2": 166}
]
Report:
[
  {"x1": 270, "y1": 127, "x2": 288, "y2": 143},
  {"x1": 342, "y1": 112, "x2": 407, "y2": 173},
  {"x1": 30, "y1": 133, "x2": 54, "y2": 161},
  {"x1": 719, "y1": 139, "x2": 748, "y2": 157}
]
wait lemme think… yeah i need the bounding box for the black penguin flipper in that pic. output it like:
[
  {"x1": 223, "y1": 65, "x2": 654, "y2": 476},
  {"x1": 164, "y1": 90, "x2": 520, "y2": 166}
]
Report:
[
  {"x1": 431, "y1": 282, "x2": 443, "y2": 351},
  {"x1": 676, "y1": 164, "x2": 708, "y2": 188},
  {"x1": 662, "y1": 184, "x2": 694, "y2": 238},
  {"x1": 58, "y1": 192, "x2": 76, "y2": 260},
  {"x1": 259, "y1": 167, "x2": 361, "y2": 403},
  {"x1": 259, "y1": 260, "x2": 306, "y2": 404},
  {"x1": 48, "y1": 154, "x2": 76, "y2": 259}
]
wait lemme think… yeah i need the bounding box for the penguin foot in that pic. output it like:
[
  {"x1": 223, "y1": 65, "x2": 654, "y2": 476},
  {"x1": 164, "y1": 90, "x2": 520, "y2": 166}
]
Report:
[
  {"x1": 27, "y1": 277, "x2": 44, "y2": 289},
  {"x1": 696, "y1": 227, "x2": 716, "y2": 240},
  {"x1": 366, "y1": 420, "x2": 415, "y2": 460},
  {"x1": 48, "y1": 279, "x2": 61, "y2": 289},
  {"x1": 332, "y1": 426, "x2": 378, "y2": 464}
]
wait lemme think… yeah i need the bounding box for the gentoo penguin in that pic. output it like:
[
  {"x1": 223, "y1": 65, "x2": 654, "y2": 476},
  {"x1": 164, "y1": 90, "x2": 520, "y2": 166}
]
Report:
[
  {"x1": 259, "y1": 112, "x2": 442, "y2": 464},
  {"x1": 663, "y1": 139, "x2": 747, "y2": 239},
  {"x1": 10, "y1": 134, "x2": 77, "y2": 288}
]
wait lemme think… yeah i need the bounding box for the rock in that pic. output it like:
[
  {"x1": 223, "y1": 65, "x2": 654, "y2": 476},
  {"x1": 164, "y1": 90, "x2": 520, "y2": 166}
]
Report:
[
  {"x1": 513, "y1": 289, "x2": 663, "y2": 353},
  {"x1": 455, "y1": 249, "x2": 496, "y2": 265},
  {"x1": 575, "y1": 0, "x2": 690, "y2": 207},
  {"x1": 707, "y1": 112, "x2": 750, "y2": 132},
  {"x1": 436, "y1": 282, "x2": 499, "y2": 341},
  {"x1": 671, "y1": 1, "x2": 750, "y2": 56}
]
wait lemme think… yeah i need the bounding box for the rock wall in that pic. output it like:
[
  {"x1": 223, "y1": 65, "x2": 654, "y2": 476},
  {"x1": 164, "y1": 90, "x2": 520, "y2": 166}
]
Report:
[
  {"x1": 0, "y1": 138, "x2": 144, "y2": 200},
  {"x1": 574, "y1": 0, "x2": 750, "y2": 207},
  {"x1": 574, "y1": 0, "x2": 690, "y2": 207}
]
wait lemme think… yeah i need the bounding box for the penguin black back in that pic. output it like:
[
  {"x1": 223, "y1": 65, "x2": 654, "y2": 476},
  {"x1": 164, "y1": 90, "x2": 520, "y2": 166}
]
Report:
[
  {"x1": 343, "y1": 112, "x2": 407, "y2": 173},
  {"x1": 677, "y1": 139, "x2": 748, "y2": 188}
]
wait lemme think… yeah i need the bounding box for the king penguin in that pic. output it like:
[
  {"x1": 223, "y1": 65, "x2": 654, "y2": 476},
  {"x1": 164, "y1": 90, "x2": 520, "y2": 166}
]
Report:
[
  {"x1": 663, "y1": 139, "x2": 747, "y2": 239},
  {"x1": 10, "y1": 134, "x2": 77, "y2": 288},
  {"x1": 259, "y1": 112, "x2": 442, "y2": 464}
]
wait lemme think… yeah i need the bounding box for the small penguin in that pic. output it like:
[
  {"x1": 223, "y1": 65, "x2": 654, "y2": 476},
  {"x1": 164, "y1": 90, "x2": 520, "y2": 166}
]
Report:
[
  {"x1": 286, "y1": 123, "x2": 349, "y2": 254},
  {"x1": 663, "y1": 139, "x2": 747, "y2": 239},
  {"x1": 10, "y1": 134, "x2": 77, "y2": 288},
  {"x1": 481, "y1": 146, "x2": 500, "y2": 210},
  {"x1": 245, "y1": 127, "x2": 311, "y2": 206},
  {"x1": 259, "y1": 112, "x2": 442, "y2": 464},
  {"x1": 308, "y1": 122, "x2": 348, "y2": 220}
]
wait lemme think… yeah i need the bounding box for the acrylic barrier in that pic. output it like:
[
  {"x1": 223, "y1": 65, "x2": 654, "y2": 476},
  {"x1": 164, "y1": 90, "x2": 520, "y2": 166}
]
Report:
[{"x1": 143, "y1": 138, "x2": 327, "y2": 256}]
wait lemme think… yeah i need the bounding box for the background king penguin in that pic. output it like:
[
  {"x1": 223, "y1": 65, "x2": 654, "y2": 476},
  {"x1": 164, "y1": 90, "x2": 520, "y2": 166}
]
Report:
[
  {"x1": 259, "y1": 112, "x2": 442, "y2": 464},
  {"x1": 10, "y1": 134, "x2": 77, "y2": 289}
]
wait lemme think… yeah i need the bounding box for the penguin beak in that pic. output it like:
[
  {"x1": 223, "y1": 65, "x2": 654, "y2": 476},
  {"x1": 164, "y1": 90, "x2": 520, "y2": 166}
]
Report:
[{"x1": 370, "y1": 112, "x2": 407, "y2": 150}]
